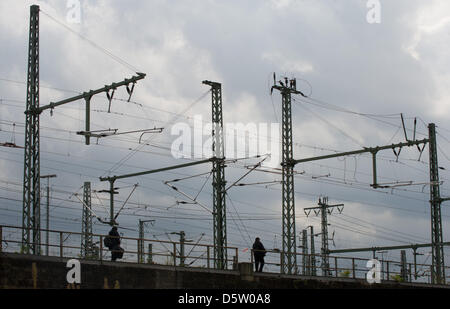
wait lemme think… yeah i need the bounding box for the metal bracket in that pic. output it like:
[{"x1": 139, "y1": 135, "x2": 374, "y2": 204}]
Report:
[
  {"x1": 393, "y1": 146, "x2": 402, "y2": 162},
  {"x1": 106, "y1": 88, "x2": 116, "y2": 113},
  {"x1": 126, "y1": 82, "x2": 136, "y2": 102}
]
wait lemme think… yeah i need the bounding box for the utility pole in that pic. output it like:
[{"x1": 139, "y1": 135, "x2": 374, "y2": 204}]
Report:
[
  {"x1": 305, "y1": 197, "x2": 344, "y2": 277},
  {"x1": 22, "y1": 4, "x2": 40, "y2": 255},
  {"x1": 428, "y1": 123, "x2": 445, "y2": 284},
  {"x1": 203, "y1": 80, "x2": 227, "y2": 270},
  {"x1": 272, "y1": 76, "x2": 306, "y2": 274},
  {"x1": 138, "y1": 219, "x2": 154, "y2": 263},
  {"x1": 40, "y1": 174, "x2": 56, "y2": 256},
  {"x1": 81, "y1": 182, "x2": 94, "y2": 259}
]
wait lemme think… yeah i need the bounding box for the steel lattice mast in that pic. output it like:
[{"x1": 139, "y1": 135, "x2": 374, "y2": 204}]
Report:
[
  {"x1": 272, "y1": 77, "x2": 303, "y2": 274},
  {"x1": 22, "y1": 5, "x2": 146, "y2": 255},
  {"x1": 138, "y1": 219, "x2": 154, "y2": 263},
  {"x1": 22, "y1": 5, "x2": 40, "y2": 255},
  {"x1": 428, "y1": 123, "x2": 445, "y2": 284},
  {"x1": 304, "y1": 197, "x2": 344, "y2": 277},
  {"x1": 81, "y1": 182, "x2": 93, "y2": 258},
  {"x1": 203, "y1": 80, "x2": 227, "y2": 270}
]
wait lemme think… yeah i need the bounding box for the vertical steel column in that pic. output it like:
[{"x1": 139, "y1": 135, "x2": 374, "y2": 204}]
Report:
[
  {"x1": 81, "y1": 182, "x2": 93, "y2": 258},
  {"x1": 173, "y1": 243, "x2": 177, "y2": 267},
  {"x1": 45, "y1": 184, "x2": 49, "y2": 255},
  {"x1": 180, "y1": 231, "x2": 186, "y2": 267},
  {"x1": 413, "y1": 247, "x2": 418, "y2": 280},
  {"x1": 138, "y1": 219, "x2": 154, "y2": 263},
  {"x1": 41, "y1": 175, "x2": 56, "y2": 256},
  {"x1": 203, "y1": 80, "x2": 227, "y2": 270},
  {"x1": 148, "y1": 244, "x2": 153, "y2": 264},
  {"x1": 309, "y1": 226, "x2": 316, "y2": 276},
  {"x1": 85, "y1": 96, "x2": 91, "y2": 145},
  {"x1": 302, "y1": 229, "x2": 308, "y2": 275},
  {"x1": 138, "y1": 220, "x2": 144, "y2": 263},
  {"x1": 400, "y1": 250, "x2": 407, "y2": 282},
  {"x1": 428, "y1": 123, "x2": 445, "y2": 284},
  {"x1": 59, "y1": 232, "x2": 63, "y2": 258},
  {"x1": 99, "y1": 235, "x2": 103, "y2": 261},
  {"x1": 22, "y1": 5, "x2": 40, "y2": 255},
  {"x1": 280, "y1": 87, "x2": 297, "y2": 274},
  {"x1": 319, "y1": 198, "x2": 330, "y2": 277}
]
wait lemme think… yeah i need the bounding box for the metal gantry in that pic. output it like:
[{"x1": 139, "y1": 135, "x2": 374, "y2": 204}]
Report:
[
  {"x1": 203, "y1": 80, "x2": 228, "y2": 270},
  {"x1": 22, "y1": 5, "x2": 41, "y2": 255},
  {"x1": 292, "y1": 130, "x2": 448, "y2": 282}
]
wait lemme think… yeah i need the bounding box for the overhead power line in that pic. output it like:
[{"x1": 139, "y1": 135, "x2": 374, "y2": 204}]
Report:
[{"x1": 40, "y1": 10, "x2": 141, "y2": 73}]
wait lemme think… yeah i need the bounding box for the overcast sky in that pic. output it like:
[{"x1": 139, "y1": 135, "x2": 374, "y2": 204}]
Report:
[{"x1": 1, "y1": 0, "x2": 450, "y2": 275}]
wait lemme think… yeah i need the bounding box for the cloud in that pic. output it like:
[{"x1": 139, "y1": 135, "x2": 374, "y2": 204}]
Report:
[
  {"x1": 261, "y1": 51, "x2": 314, "y2": 74},
  {"x1": 0, "y1": 0, "x2": 449, "y2": 266}
]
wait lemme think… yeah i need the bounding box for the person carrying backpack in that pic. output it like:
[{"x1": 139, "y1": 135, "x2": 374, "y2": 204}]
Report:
[{"x1": 105, "y1": 226, "x2": 124, "y2": 261}]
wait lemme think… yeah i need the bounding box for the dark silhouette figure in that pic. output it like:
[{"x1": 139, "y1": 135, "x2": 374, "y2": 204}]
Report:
[
  {"x1": 252, "y1": 237, "x2": 266, "y2": 272},
  {"x1": 107, "y1": 226, "x2": 123, "y2": 261}
]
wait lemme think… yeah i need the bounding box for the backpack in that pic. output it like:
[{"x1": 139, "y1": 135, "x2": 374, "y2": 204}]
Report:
[{"x1": 104, "y1": 236, "x2": 113, "y2": 248}]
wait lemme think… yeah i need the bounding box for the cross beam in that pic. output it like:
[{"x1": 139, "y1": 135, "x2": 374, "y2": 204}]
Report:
[
  {"x1": 28, "y1": 73, "x2": 146, "y2": 146},
  {"x1": 99, "y1": 158, "x2": 213, "y2": 225},
  {"x1": 32, "y1": 73, "x2": 146, "y2": 115},
  {"x1": 328, "y1": 242, "x2": 450, "y2": 255},
  {"x1": 292, "y1": 138, "x2": 429, "y2": 188}
]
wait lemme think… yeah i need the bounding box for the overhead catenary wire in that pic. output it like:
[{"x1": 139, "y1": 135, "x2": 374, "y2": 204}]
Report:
[
  {"x1": 0, "y1": 146, "x2": 442, "y2": 221},
  {"x1": 104, "y1": 89, "x2": 211, "y2": 176},
  {"x1": 40, "y1": 10, "x2": 141, "y2": 74},
  {"x1": 1, "y1": 98, "x2": 441, "y2": 171},
  {"x1": 1, "y1": 39, "x2": 448, "y2": 270}
]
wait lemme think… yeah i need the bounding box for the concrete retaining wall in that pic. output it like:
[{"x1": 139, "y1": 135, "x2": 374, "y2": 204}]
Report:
[{"x1": 0, "y1": 253, "x2": 441, "y2": 289}]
